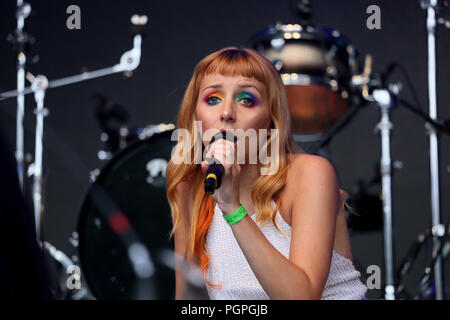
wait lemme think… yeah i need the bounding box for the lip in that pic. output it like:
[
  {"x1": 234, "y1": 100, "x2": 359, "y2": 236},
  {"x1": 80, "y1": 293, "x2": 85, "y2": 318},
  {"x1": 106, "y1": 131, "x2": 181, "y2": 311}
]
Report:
[
  {"x1": 220, "y1": 128, "x2": 238, "y2": 143},
  {"x1": 220, "y1": 128, "x2": 235, "y2": 136}
]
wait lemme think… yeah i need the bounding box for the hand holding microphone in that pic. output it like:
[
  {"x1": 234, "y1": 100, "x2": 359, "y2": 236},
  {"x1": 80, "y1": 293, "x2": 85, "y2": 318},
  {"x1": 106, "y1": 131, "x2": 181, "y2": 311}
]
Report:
[{"x1": 202, "y1": 131, "x2": 241, "y2": 214}]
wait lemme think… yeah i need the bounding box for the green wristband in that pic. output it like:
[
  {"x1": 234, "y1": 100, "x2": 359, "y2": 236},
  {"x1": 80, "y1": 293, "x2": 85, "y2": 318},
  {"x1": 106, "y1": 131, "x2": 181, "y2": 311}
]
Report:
[{"x1": 224, "y1": 205, "x2": 248, "y2": 226}]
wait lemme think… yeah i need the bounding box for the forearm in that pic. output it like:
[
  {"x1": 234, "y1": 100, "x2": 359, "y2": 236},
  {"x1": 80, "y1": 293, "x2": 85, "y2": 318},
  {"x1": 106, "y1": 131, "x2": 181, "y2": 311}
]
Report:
[{"x1": 229, "y1": 213, "x2": 319, "y2": 299}]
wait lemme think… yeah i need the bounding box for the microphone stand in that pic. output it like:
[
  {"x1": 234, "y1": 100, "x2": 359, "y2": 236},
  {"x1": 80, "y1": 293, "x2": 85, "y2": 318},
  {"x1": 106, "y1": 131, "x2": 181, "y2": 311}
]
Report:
[{"x1": 420, "y1": 0, "x2": 447, "y2": 300}]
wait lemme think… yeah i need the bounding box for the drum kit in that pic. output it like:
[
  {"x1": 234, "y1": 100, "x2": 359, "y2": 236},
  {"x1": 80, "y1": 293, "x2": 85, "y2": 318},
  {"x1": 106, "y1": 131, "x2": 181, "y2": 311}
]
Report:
[{"x1": 1, "y1": 0, "x2": 449, "y2": 300}]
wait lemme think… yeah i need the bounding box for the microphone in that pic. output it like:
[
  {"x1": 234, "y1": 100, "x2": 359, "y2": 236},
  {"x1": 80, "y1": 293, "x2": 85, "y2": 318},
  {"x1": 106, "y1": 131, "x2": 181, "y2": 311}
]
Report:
[{"x1": 204, "y1": 131, "x2": 236, "y2": 195}]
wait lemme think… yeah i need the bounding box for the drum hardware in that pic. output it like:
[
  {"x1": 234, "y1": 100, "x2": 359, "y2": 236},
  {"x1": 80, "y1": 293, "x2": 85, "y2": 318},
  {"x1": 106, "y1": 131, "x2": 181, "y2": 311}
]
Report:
[
  {"x1": 414, "y1": 223, "x2": 450, "y2": 299},
  {"x1": 306, "y1": 52, "x2": 407, "y2": 300},
  {"x1": 382, "y1": 61, "x2": 450, "y2": 302},
  {"x1": 289, "y1": 0, "x2": 313, "y2": 26},
  {"x1": 371, "y1": 1, "x2": 450, "y2": 298},
  {"x1": 1, "y1": 12, "x2": 147, "y2": 245},
  {"x1": 92, "y1": 92, "x2": 130, "y2": 160},
  {"x1": 373, "y1": 60, "x2": 450, "y2": 299},
  {"x1": 249, "y1": 19, "x2": 361, "y2": 137},
  {"x1": 92, "y1": 93, "x2": 176, "y2": 161},
  {"x1": 42, "y1": 241, "x2": 93, "y2": 300},
  {"x1": 355, "y1": 61, "x2": 449, "y2": 300},
  {"x1": 395, "y1": 229, "x2": 433, "y2": 300},
  {"x1": 300, "y1": 33, "x2": 450, "y2": 298},
  {"x1": 7, "y1": 0, "x2": 33, "y2": 192},
  {"x1": 304, "y1": 54, "x2": 374, "y2": 155},
  {"x1": 89, "y1": 169, "x2": 102, "y2": 184},
  {"x1": 345, "y1": 162, "x2": 394, "y2": 234},
  {"x1": 357, "y1": 64, "x2": 424, "y2": 301},
  {"x1": 351, "y1": 54, "x2": 375, "y2": 102},
  {"x1": 371, "y1": 87, "x2": 398, "y2": 300},
  {"x1": 1, "y1": 7, "x2": 148, "y2": 299},
  {"x1": 75, "y1": 127, "x2": 179, "y2": 299},
  {"x1": 420, "y1": 0, "x2": 449, "y2": 299},
  {"x1": 394, "y1": 221, "x2": 450, "y2": 299}
]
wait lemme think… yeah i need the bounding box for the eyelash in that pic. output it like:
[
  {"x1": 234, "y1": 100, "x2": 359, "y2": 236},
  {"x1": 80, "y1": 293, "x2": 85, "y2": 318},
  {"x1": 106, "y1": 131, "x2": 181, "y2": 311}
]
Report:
[
  {"x1": 239, "y1": 97, "x2": 255, "y2": 106},
  {"x1": 205, "y1": 94, "x2": 256, "y2": 107},
  {"x1": 205, "y1": 96, "x2": 221, "y2": 105}
]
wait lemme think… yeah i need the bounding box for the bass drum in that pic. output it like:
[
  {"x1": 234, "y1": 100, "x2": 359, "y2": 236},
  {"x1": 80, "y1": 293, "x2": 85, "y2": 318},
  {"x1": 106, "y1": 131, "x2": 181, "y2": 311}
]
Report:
[{"x1": 76, "y1": 127, "x2": 176, "y2": 299}]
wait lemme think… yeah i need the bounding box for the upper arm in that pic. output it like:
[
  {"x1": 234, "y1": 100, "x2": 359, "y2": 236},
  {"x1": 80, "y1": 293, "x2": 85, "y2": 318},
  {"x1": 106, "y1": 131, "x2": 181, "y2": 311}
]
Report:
[{"x1": 288, "y1": 155, "x2": 340, "y2": 298}]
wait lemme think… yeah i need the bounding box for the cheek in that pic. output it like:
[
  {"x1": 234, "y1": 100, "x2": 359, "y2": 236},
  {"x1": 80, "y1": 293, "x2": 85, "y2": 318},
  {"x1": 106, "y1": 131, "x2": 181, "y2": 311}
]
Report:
[
  {"x1": 242, "y1": 108, "x2": 271, "y2": 130},
  {"x1": 195, "y1": 105, "x2": 218, "y2": 147},
  {"x1": 195, "y1": 104, "x2": 214, "y2": 129}
]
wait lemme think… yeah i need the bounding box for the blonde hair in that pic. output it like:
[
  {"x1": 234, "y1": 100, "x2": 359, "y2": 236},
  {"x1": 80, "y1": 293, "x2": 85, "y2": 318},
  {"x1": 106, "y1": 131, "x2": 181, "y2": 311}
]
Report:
[{"x1": 166, "y1": 47, "x2": 298, "y2": 287}]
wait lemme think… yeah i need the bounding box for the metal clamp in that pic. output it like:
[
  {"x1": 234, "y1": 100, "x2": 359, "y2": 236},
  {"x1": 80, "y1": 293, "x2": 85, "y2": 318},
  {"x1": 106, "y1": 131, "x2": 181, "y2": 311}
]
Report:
[{"x1": 431, "y1": 224, "x2": 446, "y2": 237}]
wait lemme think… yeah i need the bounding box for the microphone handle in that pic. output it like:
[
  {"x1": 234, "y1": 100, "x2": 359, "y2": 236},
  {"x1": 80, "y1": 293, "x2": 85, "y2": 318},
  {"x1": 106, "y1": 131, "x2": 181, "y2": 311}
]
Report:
[
  {"x1": 204, "y1": 131, "x2": 236, "y2": 195},
  {"x1": 204, "y1": 161, "x2": 225, "y2": 195}
]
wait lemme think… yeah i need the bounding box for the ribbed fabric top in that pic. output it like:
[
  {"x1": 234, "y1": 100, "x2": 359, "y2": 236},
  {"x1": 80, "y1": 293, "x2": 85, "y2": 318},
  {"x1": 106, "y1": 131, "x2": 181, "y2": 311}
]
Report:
[{"x1": 205, "y1": 203, "x2": 368, "y2": 300}]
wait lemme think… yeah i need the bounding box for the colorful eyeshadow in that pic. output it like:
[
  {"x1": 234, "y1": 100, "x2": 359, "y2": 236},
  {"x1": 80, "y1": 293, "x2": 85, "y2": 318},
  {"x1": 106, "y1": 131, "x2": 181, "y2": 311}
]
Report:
[
  {"x1": 234, "y1": 91, "x2": 257, "y2": 107},
  {"x1": 204, "y1": 91, "x2": 223, "y2": 106}
]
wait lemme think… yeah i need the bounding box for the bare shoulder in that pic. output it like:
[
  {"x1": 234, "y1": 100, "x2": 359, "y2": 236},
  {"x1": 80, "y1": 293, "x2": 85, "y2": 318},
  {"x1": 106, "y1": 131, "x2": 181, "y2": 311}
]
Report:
[
  {"x1": 290, "y1": 152, "x2": 334, "y2": 170},
  {"x1": 279, "y1": 153, "x2": 340, "y2": 224},
  {"x1": 286, "y1": 153, "x2": 338, "y2": 189}
]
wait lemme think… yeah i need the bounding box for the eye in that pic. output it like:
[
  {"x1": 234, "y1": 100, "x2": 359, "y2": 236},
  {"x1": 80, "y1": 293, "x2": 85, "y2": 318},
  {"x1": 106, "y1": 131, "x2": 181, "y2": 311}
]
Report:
[
  {"x1": 235, "y1": 92, "x2": 256, "y2": 107},
  {"x1": 239, "y1": 97, "x2": 255, "y2": 106},
  {"x1": 205, "y1": 96, "x2": 221, "y2": 106}
]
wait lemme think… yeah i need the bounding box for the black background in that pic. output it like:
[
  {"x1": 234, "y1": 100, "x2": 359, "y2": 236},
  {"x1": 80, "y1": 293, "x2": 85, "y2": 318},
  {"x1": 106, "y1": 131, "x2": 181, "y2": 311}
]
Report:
[{"x1": 0, "y1": 0, "x2": 449, "y2": 299}]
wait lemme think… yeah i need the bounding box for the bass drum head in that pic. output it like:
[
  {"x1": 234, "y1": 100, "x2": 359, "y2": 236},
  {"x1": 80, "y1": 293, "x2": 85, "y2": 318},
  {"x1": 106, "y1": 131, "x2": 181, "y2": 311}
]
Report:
[{"x1": 77, "y1": 128, "x2": 176, "y2": 299}]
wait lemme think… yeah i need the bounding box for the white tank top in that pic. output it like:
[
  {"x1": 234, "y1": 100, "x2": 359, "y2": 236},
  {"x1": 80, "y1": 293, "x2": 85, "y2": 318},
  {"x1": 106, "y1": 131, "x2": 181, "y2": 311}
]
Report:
[{"x1": 205, "y1": 203, "x2": 368, "y2": 300}]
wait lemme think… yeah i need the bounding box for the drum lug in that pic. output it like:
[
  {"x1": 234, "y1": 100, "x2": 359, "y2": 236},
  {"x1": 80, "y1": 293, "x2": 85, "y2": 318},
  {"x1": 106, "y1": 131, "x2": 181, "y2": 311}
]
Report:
[
  {"x1": 89, "y1": 168, "x2": 101, "y2": 183},
  {"x1": 393, "y1": 160, "x2": 403, "y2": 170},
  {"x1": 97, "y1": 150, "x2": 113, "y2": 161},
  {"x1": 69, "y1": 231, "x2": 79, "y2": 248}
]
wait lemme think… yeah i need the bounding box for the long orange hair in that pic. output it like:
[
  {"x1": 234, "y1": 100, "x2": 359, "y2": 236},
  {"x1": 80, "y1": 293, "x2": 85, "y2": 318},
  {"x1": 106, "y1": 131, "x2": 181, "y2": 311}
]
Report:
[{"x1": 166, "y1": 47, "x2": 298, "y2": 287}]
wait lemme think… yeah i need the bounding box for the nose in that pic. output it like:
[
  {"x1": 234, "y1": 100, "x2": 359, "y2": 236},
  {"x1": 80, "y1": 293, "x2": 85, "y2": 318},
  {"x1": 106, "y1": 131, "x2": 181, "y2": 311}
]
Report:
[{"x1": 220, "y1": 99, "x2": 236, "y2": 123}]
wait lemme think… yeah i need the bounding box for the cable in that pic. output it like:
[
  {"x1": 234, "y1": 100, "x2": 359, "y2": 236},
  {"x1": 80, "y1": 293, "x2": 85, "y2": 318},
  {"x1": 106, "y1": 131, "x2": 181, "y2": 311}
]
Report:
[{"x1": 383, "y1": 61, "x2": 426, "y2": 114}]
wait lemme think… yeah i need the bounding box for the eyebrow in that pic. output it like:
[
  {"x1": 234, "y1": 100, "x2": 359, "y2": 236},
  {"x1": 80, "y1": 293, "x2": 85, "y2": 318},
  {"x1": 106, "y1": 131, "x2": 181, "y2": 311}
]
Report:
[{"x1": 202, "y1": 84, "x2": 263, "y2": 96}]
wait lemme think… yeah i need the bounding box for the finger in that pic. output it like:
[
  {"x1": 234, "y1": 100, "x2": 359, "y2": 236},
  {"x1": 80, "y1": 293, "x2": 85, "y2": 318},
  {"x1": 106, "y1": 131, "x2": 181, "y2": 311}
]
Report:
[
  {"x1": 214, "y1": 141, "x2": 236, "y2": 164},
  {"x1": 201, "y1": 160, "x2": 209, "y2": 175},
  {"x1": 205, "y1": 140, "x2": 226, "y2": 163},
  {"x1": 204, "y1": 140, "x2": 214, "y2": 160},
  {"x1": 212, "y1": 150, "x2": 234, "y2": 166},
  {"x1": 205, "y1": 144, "x2": 213, "y2": 162}
]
